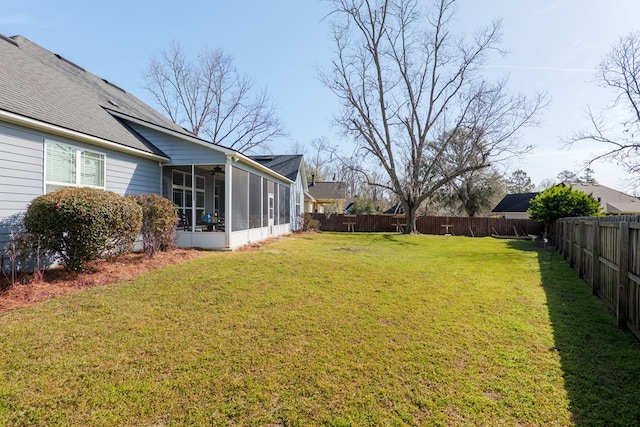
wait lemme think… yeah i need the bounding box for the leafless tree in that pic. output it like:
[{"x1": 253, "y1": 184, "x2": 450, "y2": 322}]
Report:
[
  {"x1": 442, "y1": 167, "x2": 505, "y2": 217},
  {"x1": 143, "y1": 41, "x2": 285, "y2": 153},
  {"x1": 304, "y1": 136, "x2": 337, "y2": 182},
  {"x1": 321, "y1": 0, "x2": 546, "y2": 232},
  {"x1": 567, "y1": 32, "x2": 640, "y2": 178},
  {"x1": 536, "y1": 178, "x2": 556, "y2": 191}
]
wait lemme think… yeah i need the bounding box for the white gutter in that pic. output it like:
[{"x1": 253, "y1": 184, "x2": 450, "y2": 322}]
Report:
[
  {"x1": 0, "y1": 109, "x2": 169, "y2": 162},
  {"x1": 304, "y1": 191, "x2": 316, "y2": 202},
  {"x1": 232, "y1": 152, "x2": 294, "y2": 184}
]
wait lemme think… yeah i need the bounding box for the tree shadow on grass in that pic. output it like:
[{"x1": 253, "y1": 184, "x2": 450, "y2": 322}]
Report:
[
  {"x1": 380, "y1": 233, "x2": 419, "y2": 245},
  {"x1": 508, "y1": 240, "x2": 640, "y2": 426}
]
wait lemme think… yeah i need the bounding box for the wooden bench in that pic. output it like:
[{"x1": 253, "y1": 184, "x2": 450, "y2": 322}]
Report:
[
  {"x1": 441, "y1": 224, "x2": 454, "y2": 235},
  {"x1": 343, "y1": 214, "x2": 356, "y2": 232},
  {"x1": 392, "y1": 215, "x2": 406, "y2": 233}
]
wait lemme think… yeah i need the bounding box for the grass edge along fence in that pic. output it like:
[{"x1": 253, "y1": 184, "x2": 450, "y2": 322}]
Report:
[
  {"x1": 553, "y1": 215, "x2": 640, "y2": 341},
  {"x1": 311, "y1": 213, "x2": 544, "y2": 237}
]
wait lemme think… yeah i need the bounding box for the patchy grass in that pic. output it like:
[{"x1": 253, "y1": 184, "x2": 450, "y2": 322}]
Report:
[{"x1": 0, "y1": 233, "x2": 639, "y2": 426}]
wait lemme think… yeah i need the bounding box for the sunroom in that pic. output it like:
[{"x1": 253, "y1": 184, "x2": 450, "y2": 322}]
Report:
[{"x1": 161, "y1": 156, "x2": 292, "y2": 251}]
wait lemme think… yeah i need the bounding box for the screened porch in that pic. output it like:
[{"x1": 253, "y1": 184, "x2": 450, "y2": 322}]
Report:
[{"x1": 161, "y1": 162, "x2": 292, "y2": 250}]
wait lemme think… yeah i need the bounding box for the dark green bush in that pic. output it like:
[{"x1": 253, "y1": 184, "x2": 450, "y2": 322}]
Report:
[
  {"x1": 528, "y1": 184, "x2": 603, "y2": 233},
  {"x1": 130, "y1": 194, "x2": 179, "y2": 258},
  {"x1": 24, "y1": 187, "x2": 142, "y2": 271}
]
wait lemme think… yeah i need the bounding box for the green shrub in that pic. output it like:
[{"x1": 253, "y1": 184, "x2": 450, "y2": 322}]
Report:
[
  {"x1": 528, "y1": 184, "x2": 603, "y2": 233},
  {"x1": 130, "y1": 194, "x2": 179, "y2": 258},
  {"x1": 24, "y1": 187, "x2": 142, "y2": 271}
]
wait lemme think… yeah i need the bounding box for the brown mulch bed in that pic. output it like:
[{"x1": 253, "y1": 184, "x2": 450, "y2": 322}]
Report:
[{"x1": 0, "y1": 249, "x2": 210, "y2": 313}]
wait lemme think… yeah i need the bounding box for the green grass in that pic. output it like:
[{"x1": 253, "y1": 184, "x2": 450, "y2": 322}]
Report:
[{"x1": 1, "y1": 233, "x2": 640, "y2": 426}]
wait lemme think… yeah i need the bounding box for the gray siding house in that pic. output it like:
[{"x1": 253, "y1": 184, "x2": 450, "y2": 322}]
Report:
[{"x1": 0, "y1": 34, "x2": 292, "y2": 257}]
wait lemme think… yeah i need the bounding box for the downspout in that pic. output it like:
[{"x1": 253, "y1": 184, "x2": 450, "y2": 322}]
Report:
[
  {"x1": 159, "y1": 162, "x2": 163, "y2": 197},
  {"x1": 191, "y1": 164, "x2": 196, "y2": 233},
  {"x1": 225, "y1": 156, "x2": 232, "y2": 249}
]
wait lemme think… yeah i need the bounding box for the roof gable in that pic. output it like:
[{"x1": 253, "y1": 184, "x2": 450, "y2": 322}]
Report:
[
  {"x1": 491, "y1": 192, "x2": 539, "y2": 213},
  {"x1": 249, "y1": 155, "x2": 303, "y2": 181}
]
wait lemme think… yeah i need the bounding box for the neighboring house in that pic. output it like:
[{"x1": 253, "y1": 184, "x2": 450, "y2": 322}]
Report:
[
  {"x1": 491, "y1": 192, "x2": 539, "y2": 219},
  {"x1": 0, "y1": 34, "x2": 293, "y2": 256},
  {"x1": 249, "y1": 154, "x2": 311, "y2": 230},
  {"x1": 307, "y1": 176, "x2": 347, "y2": 213},
  {"x1": 383, "y1": 204, "x2": 405, "y2": 215},
  {"x1": 563, "y1": 182, "x2": 640, "y2": 214},
  {"x1": 491, "y1": 183, "x2": 640, "y2": 219}
]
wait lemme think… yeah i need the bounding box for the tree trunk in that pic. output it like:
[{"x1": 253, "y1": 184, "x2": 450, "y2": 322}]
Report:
[{"x1": 404, "y1": 205, "x2": 419, "y2": 234}]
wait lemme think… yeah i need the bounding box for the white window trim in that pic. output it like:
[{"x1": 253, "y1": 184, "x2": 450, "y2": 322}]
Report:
[
  {"x1": 171, "y1": 170, "x2": 206, "y2": 219},
  {"x1": 44, "y1": 140, "x2": 106, "y2": 192}
]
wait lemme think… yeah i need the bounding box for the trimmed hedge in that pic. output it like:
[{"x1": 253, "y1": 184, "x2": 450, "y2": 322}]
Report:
[{"x1": 24, "y1": 187, "x2": 142, "y2": 271}]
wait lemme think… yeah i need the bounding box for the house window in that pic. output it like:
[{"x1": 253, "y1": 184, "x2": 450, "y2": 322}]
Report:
[
  {"x1": 172, "y1": 170, "x2": 205, "y2": 225},
  {"x1": 45, "y1": 142, "x2": 105, "y2": 192}
]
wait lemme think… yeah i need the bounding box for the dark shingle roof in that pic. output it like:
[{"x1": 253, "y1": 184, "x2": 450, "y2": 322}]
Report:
[
  {"x1": 249, "y1": 155, "x2": 303, "y2": 181},
  {"x1": 491, "y1": 192, "x2": 539, "y2": 213},
  {"x1": 383, "y1": 204, "x2": 404, "y2": 215},
  {"x1": 0, "y1": 35, "x2": 198, "y2": 157}
]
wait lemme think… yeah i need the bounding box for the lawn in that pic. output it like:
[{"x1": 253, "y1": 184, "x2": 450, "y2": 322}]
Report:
[{"x1": 1, "y1": 233, "x2": 640, "y2": 426}]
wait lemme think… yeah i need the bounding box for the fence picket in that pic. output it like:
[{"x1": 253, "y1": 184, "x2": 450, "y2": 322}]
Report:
[
  {"x1": 555, "y1": 216, "x2": 640, "y2": 341},
  {"x1": 309, "y1": 214, "x2": 544, "y2": 237}
]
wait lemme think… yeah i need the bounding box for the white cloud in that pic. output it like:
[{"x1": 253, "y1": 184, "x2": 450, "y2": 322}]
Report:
[
  {"x1": 482, "y1": 64, "x2": 594, "y2": 73},
  {"x1": 0, "y1": 14, "x2": 32, "y2": 25},
  {"x1": 532, "y1": 2, "x2": 563, "y2": 16}
]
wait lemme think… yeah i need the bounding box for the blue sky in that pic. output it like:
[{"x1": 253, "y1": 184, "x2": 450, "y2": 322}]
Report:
[{"x1": 2, "y1": 1, "x2": 640, "y2": 192}]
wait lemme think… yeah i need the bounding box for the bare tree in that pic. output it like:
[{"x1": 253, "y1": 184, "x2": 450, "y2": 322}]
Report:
[
  {"x1": 304, "y1": 136, "x2": 337, "y2": 182},
  {"x1": 442, "y1": 167, "x2": 504, "y2": 216},
  {"x1": 143, "y1": 41, "x2": 285, "y2": 153},
  {"x1": 567, "y1": 32, "x2": 640, "y2": 178},
  {"x1": 321, "y1": 0, "x2": 546, "y2": 232},
  {"x1": 536, "y1": 178, "x2": 556, "y2": 191}
]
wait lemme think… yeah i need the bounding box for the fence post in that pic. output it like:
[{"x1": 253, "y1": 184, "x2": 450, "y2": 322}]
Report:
[
  {"x1": 569, "y1": 220, "x2": 580, "y2": 270},
  {"x1": 592, "y1": 220, "x2": 600, "y2": 295},
  {"x1": 617, "y1": 221, "x2": 629, "y2": 328},
  {"x1": 577, "y1": 220, "x2": 584, "y2": 278},
  {"x1": 558, "y1": 220, "x2": 567, "y2": 260},
  {"x1": 562, "y1": 220, "x2": 571, "y2": 265}
]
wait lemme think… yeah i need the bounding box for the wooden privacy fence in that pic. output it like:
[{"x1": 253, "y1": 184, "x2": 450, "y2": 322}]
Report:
[
  {"x1": 310, "y1": 213, "x2": 544, "y2": 237},
  {"x1": 553, "y1": 215, "x2": 640, "y2": 341}
]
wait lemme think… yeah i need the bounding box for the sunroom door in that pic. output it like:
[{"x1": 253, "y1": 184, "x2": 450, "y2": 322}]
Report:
[{"x1": 268, "y1": 193, "x2": 274, "y2": 235}]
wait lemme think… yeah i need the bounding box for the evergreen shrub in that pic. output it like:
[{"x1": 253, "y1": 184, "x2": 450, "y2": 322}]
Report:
[
  {"x1": 130, "y1": 194, "x2": 179, "y2": 258},
  {"x1": 24, "y1": 187, "x2": 142, "y2": 271}
]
